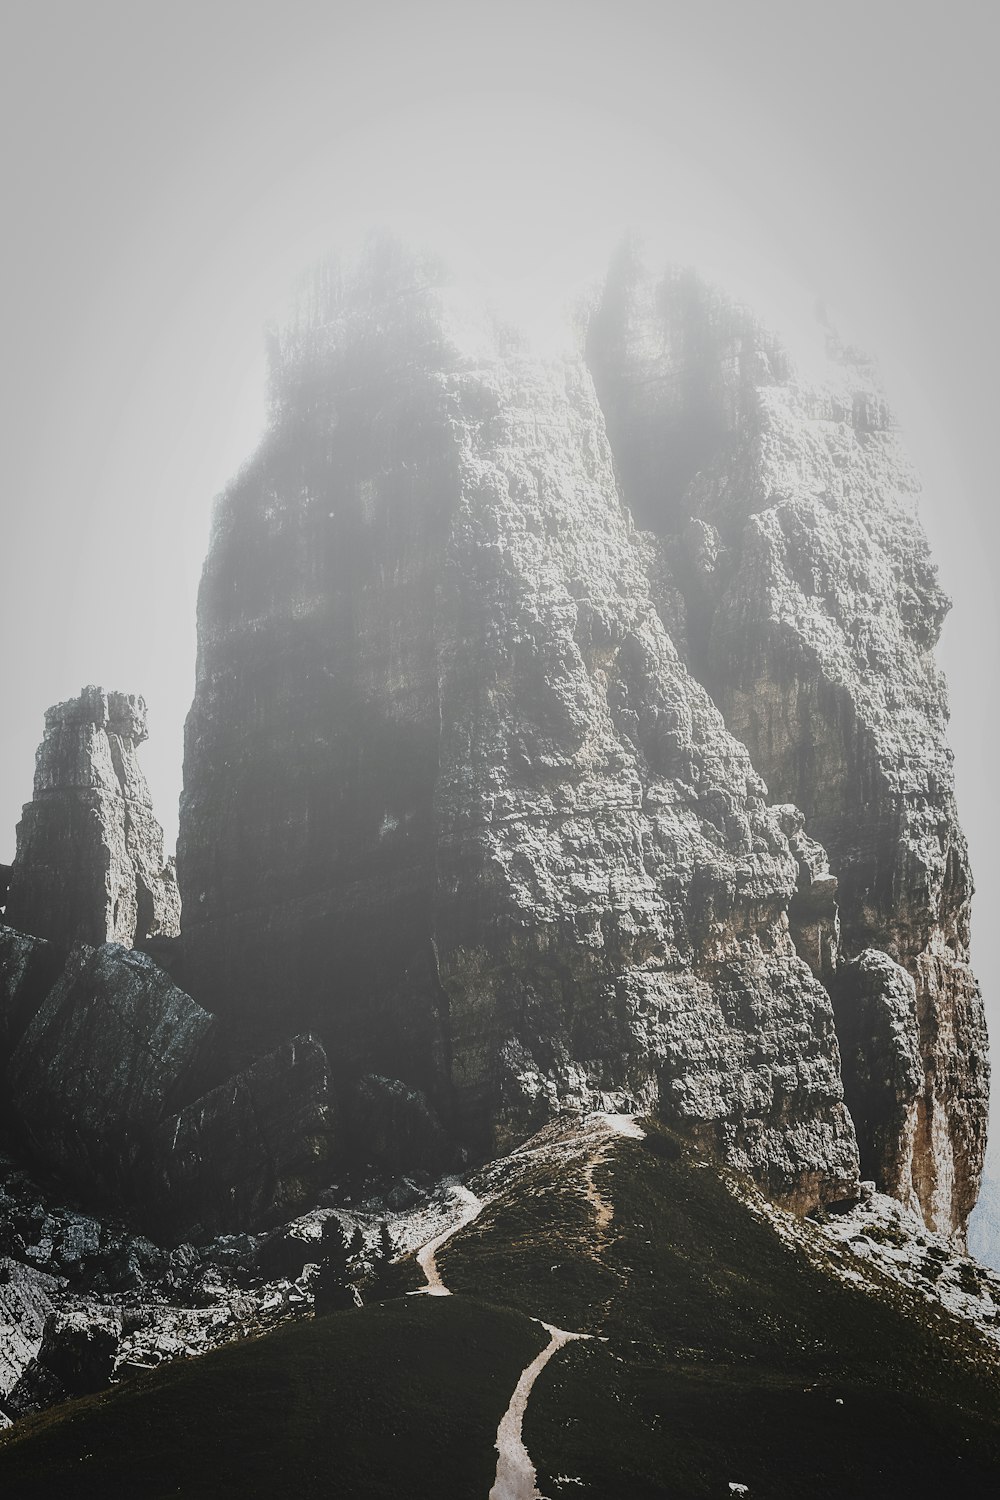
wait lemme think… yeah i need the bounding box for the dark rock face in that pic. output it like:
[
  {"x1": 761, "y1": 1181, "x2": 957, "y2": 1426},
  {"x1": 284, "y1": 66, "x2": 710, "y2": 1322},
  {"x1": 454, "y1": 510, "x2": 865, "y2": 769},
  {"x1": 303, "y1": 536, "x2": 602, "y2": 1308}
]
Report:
[
  {"x1": 5, "y1": 686, "x2": 181, "y2": 950},
  {"x1": 832, "y1": 949, "x2": 923, "y2": 1206},
  {"x1": 586, "y1": 251, "x2": 988, "y2": 1241},
  {"x1": 8, "y1": 943, "x2": 216, "y2": 1195},
  {"x1": 146, "y1": 1034, "x2": 331, "y2": 1241},
  {"x1": 178, "y1": 242, "x2": 860, "y2": 1214},
  {"x1": 351, "y1": 1074, "x2": 454, "y2": 1181},
  {"x1": 0, "y1": 928, "x2": 62, "y2": 1074},
  {"x1": 0, "y1": 933, "x2": 332, "y2": 1240}
]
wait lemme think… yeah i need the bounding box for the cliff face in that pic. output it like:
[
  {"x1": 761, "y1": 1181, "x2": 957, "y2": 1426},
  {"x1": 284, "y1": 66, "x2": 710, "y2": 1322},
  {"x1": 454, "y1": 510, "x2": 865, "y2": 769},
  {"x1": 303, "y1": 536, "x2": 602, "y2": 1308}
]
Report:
[
  {"x1": 587, "y1": 251, "x2": 988, "y2": 1237},
  {"x1": 1, "y1": 687, "x2": 333, "y2": 1239},
  {"x1": 0, "y1": 240, "x2": 988, "y2": 1257},
  {"x1": 173, "y1": 239, "x2": 986, "y2": 1238},
  {"x1": 5, "y1": 687, "x2": 180, "y2": 950},
  {"x1": 179, "y1": 242, "x2": 868, "y2": 1215}
]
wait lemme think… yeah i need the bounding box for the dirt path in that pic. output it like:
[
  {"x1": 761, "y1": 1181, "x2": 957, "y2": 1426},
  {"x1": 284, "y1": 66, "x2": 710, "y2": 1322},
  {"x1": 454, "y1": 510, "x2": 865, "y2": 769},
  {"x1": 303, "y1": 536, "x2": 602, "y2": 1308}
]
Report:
[
  {"x1": 488, "y1": 1321, "x2": 587, "y2": 1500},
  {"x1": 413, "y1": 1184, "x2": 484, "y2": 1296},
  {"x1": 407, "y1": 1114, "x2": 645, "y2": 1494},
  {"x1": 583, "y1": 1113, "x2": 645, "y2": 1246},
  {"x1": 488, "y1": 1113, "x2": 645, "y2": 1498}
]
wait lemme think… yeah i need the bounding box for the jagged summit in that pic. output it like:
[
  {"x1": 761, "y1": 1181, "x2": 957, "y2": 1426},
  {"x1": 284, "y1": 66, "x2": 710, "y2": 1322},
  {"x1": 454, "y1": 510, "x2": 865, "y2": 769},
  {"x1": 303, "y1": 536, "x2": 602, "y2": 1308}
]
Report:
[{"x1": 0, "y1": 241, "x2": 988, "y2": 1257}]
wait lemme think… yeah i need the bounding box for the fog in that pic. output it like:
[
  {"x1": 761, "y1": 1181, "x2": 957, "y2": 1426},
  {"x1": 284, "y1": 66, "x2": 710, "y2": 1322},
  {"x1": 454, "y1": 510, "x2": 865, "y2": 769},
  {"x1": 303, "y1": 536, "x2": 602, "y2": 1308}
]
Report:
[{"x1": 2, "y1": 0, "x2": 997, "y2": 1133}]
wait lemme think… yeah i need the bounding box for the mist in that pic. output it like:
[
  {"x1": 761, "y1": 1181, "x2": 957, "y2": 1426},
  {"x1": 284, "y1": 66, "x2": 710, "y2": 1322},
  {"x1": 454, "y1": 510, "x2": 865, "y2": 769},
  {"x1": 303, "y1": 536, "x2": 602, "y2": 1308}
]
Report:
[{"x1": 2, "y1": 0, "x2": 997, "y2": 1124}]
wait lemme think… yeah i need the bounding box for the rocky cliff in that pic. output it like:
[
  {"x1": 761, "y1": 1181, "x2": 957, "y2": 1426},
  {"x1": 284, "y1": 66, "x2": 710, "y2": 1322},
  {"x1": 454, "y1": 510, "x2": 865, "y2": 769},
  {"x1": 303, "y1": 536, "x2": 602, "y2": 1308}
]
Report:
[
  {"x1": 5, "y1": 687, "x2": 180, "y2": 950},
  {"x1": 1, "y1": 693, "x2": 334, "y2": 1240},
  {"x1": 586, "y1": 248, "x2": 988, "y2": 1238},
  {"x1": 2, "y1": 240, "x2": 986, "y2": 1248},
  {"x1": 175, "y1": 237, "x2": 988, "y2": 1227}
]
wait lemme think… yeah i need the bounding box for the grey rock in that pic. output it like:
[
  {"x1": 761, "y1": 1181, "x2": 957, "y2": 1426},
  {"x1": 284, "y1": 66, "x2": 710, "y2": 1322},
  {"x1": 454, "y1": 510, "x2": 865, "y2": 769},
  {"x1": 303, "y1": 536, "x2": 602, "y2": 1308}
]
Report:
[
  {"x1": 3, "y1": 941, "x2": 331, "y2": 1240},
  {"x1": 177, "y1": 240, "x2": 859, "y2": 1213},
  {"x1": 352, "y1": 1074, "x2": 453, "y2": 1180},
  {"x1": 0, "y1": 926, "x2": 62, "y2": 1069},
  {"x1": 586, "y1": 249, "x2": 987, "y2": 1242},
  {"x1": 8, "y1": 943, "x2": 217, "y2": 1197},
  {"x1": 5, "y1": 685, "x2": 181, "y2": 950},
  {"x1": 0, "y1": 1256, "x2": 62, "y2": 1400},
  {"x1": 147, "y1": 1034, "x2": 332, "y2": 1241},
  {"x1": 34, "y1": 1308, "x2": 119, "y2": 1394},
  {"x1": 832, "y1": 949, "x2": 924, "y2": 1208}
]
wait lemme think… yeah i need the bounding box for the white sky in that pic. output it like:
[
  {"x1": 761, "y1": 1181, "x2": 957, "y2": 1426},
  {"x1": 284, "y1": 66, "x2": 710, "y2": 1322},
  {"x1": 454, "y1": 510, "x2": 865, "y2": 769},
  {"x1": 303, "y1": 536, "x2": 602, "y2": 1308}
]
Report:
[{"x1": 2, "y1": 0, "x2": 997, "y2": 1130}]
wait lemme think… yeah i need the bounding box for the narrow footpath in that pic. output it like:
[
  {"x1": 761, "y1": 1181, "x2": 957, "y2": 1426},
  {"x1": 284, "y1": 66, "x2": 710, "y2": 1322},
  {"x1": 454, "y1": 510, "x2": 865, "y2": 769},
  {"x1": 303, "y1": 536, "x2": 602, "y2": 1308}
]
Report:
[
  {"x1": 488, "y1": 1321, "x2": 586, "y2": 1500},
  {"x1": 413, "y1": 1183, "x2": 485, "y2": 1295},
  {"x1": 408, "y1": 1113, "x2": 644, "y2": 1498}
]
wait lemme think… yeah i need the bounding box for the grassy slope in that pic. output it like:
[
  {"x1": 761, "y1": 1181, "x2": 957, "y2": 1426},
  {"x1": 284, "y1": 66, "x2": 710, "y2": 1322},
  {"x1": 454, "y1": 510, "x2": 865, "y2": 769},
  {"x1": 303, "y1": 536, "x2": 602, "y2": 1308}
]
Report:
[
  {"x1": 3, "y1": 1122, "x2": 1000, "y2": 1497},
  {"x1": 0, "y1": 1297, "x2": 545, "y2": 1498},
  {"x1": 442, "y1": 1124, "x2": 1000, "y2": 1497}
]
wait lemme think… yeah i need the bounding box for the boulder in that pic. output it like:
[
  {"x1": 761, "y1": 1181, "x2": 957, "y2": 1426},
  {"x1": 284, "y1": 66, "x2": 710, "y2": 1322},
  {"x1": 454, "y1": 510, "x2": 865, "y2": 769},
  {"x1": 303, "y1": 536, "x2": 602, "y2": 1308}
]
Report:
[{"x1": 8, "y1": 943, "x2": 217, "y2": 1197}]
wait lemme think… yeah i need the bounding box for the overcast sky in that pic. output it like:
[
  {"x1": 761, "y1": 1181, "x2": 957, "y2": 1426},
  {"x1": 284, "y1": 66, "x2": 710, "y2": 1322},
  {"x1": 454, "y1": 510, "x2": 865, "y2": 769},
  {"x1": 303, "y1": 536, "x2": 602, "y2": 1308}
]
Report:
[{"x1": 2, "y1": 0, "x2": 997, "y2": 1122}]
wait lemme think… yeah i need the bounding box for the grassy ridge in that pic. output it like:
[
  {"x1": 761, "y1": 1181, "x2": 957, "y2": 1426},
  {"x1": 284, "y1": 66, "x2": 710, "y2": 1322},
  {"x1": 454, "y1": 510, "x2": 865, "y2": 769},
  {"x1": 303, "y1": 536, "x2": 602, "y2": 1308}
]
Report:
[
  {"x1": 554, "y1": 1129, "x2": 1000, "y2": 1495},
  {"x1": 3, "y1": 1122, "x2": 1000, "y2": 1497}
]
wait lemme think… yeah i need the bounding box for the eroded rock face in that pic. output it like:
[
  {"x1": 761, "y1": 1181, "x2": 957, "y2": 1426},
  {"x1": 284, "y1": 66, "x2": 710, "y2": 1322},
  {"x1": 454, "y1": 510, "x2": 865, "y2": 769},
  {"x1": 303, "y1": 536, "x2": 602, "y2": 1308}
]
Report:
[
  {"x1": 5, "y1": 686, "x2": 181, "y2": 950},
  {"x1": 832, "y1": 949, "x2": 923, "y2": 1207},
  {"x1": 586, "y1": 250, "x2": 988, "y2": 1240},
  {"x1": 0, "y1": 927, "x2": 62, "y2": 1073},
  {"x1": 146, "y1": 1034, "x2": 332, "y2": 1241},
  {"x1": 8, "y1": 943, "x2": 217, "y2": 1194},
  {"x1": 1, "y1": 938, "x2": 333, "y2": 1239},
  {"x1": 178, "y1": 241, "x2": 861, "y2": 1213}
]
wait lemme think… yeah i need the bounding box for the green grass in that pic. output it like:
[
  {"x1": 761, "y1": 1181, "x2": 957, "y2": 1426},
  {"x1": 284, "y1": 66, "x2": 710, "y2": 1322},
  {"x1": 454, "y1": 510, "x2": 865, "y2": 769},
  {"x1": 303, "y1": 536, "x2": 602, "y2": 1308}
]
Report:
[
  {"x1": 442, "y1": 1122, "x2": 1000, "y2": 1496},
  {"x1": 4, "y1": 1122, "x2": 1000, "y2": 1497},
  {"x1": 0, "y1": 1297, "x2": 545, "y2": 1498}
]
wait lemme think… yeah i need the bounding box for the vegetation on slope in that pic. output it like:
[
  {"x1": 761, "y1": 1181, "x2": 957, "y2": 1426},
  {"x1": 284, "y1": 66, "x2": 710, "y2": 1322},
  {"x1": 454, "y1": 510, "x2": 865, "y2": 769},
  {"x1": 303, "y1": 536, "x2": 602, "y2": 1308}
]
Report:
[
  {"x1": 443, "y1": 1121, "x2": 1000, "y2": 1496},
  {"x1": 0, "y1": 1297, "x2": 545, "y2": 1498},
  {"x1": 3, "y1": 1119, "x2": 1000, "y2": 1497}
]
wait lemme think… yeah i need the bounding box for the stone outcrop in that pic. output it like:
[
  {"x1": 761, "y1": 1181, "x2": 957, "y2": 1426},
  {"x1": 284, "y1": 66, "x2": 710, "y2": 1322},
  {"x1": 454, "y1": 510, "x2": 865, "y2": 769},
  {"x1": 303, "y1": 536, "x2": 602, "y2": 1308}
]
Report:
[
  {"x1": 0, "y1": 927, "x2": 62, "y2": 1073},
  {"x1": 0, "y1": 934, "x2": 333, "y2": 1239},
  {"x1": 178, "y1": 240, "x2": 861, "y2": 1214},
  {"x1": 8, "y1": 943, "x2": 217, "y2": 1194},
  {"x1": 5, "y1": 686, "x2": 180, "y2": 950},
  {"x1": 832, "y1": 949, "x2": 923, "y2": 1207},
  {"x1": 586, "y1": 248, "x2": 988, "y2": 1240},
  {"x1": 4, "y1": 241, "x2": 984, "y2": 1247},
  {"x1": 145, "y1": 1033, "x2": 331, "y2": 1241}
]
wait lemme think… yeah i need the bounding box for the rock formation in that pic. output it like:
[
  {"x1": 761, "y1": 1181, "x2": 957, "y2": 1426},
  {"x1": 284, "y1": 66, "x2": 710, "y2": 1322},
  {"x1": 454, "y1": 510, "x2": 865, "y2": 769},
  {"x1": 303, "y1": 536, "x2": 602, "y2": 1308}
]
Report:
[
  {"x1": 586, "y1": 248, "x2": 988, "y2": 1239},
  {"x1": 0, "y1": 679, "x2": 335, "y2": 1240},
  {"x1": 7, "y1": 943, "x2": 217, "y2": 1196},
  {"x1": 2, "y1": 924, "x2": 332, "y2": 1239},
  {"x1": 1, "y1": 239, "x2": 987, "y2": 1250},
  {"x1": 5, "y1": 686, "x2": 180, "y2": 950},
  {"x1": 179, "y1": 240, "x2": 869, "y2": 1216}
]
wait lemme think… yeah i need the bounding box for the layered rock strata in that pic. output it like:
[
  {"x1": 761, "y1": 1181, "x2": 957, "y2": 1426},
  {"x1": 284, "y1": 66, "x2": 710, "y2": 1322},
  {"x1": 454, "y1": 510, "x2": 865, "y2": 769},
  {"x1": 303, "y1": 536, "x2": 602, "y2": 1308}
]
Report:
[
  {"x1": 586, "y1": 250, "x2": 988, "y2": 1239},
  {"x1": 179, "y1": 241, "x2": 862, "y2": 1213},
  {"x1": 5, "y1": 686, "x2": 180, "y2": 949}
]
